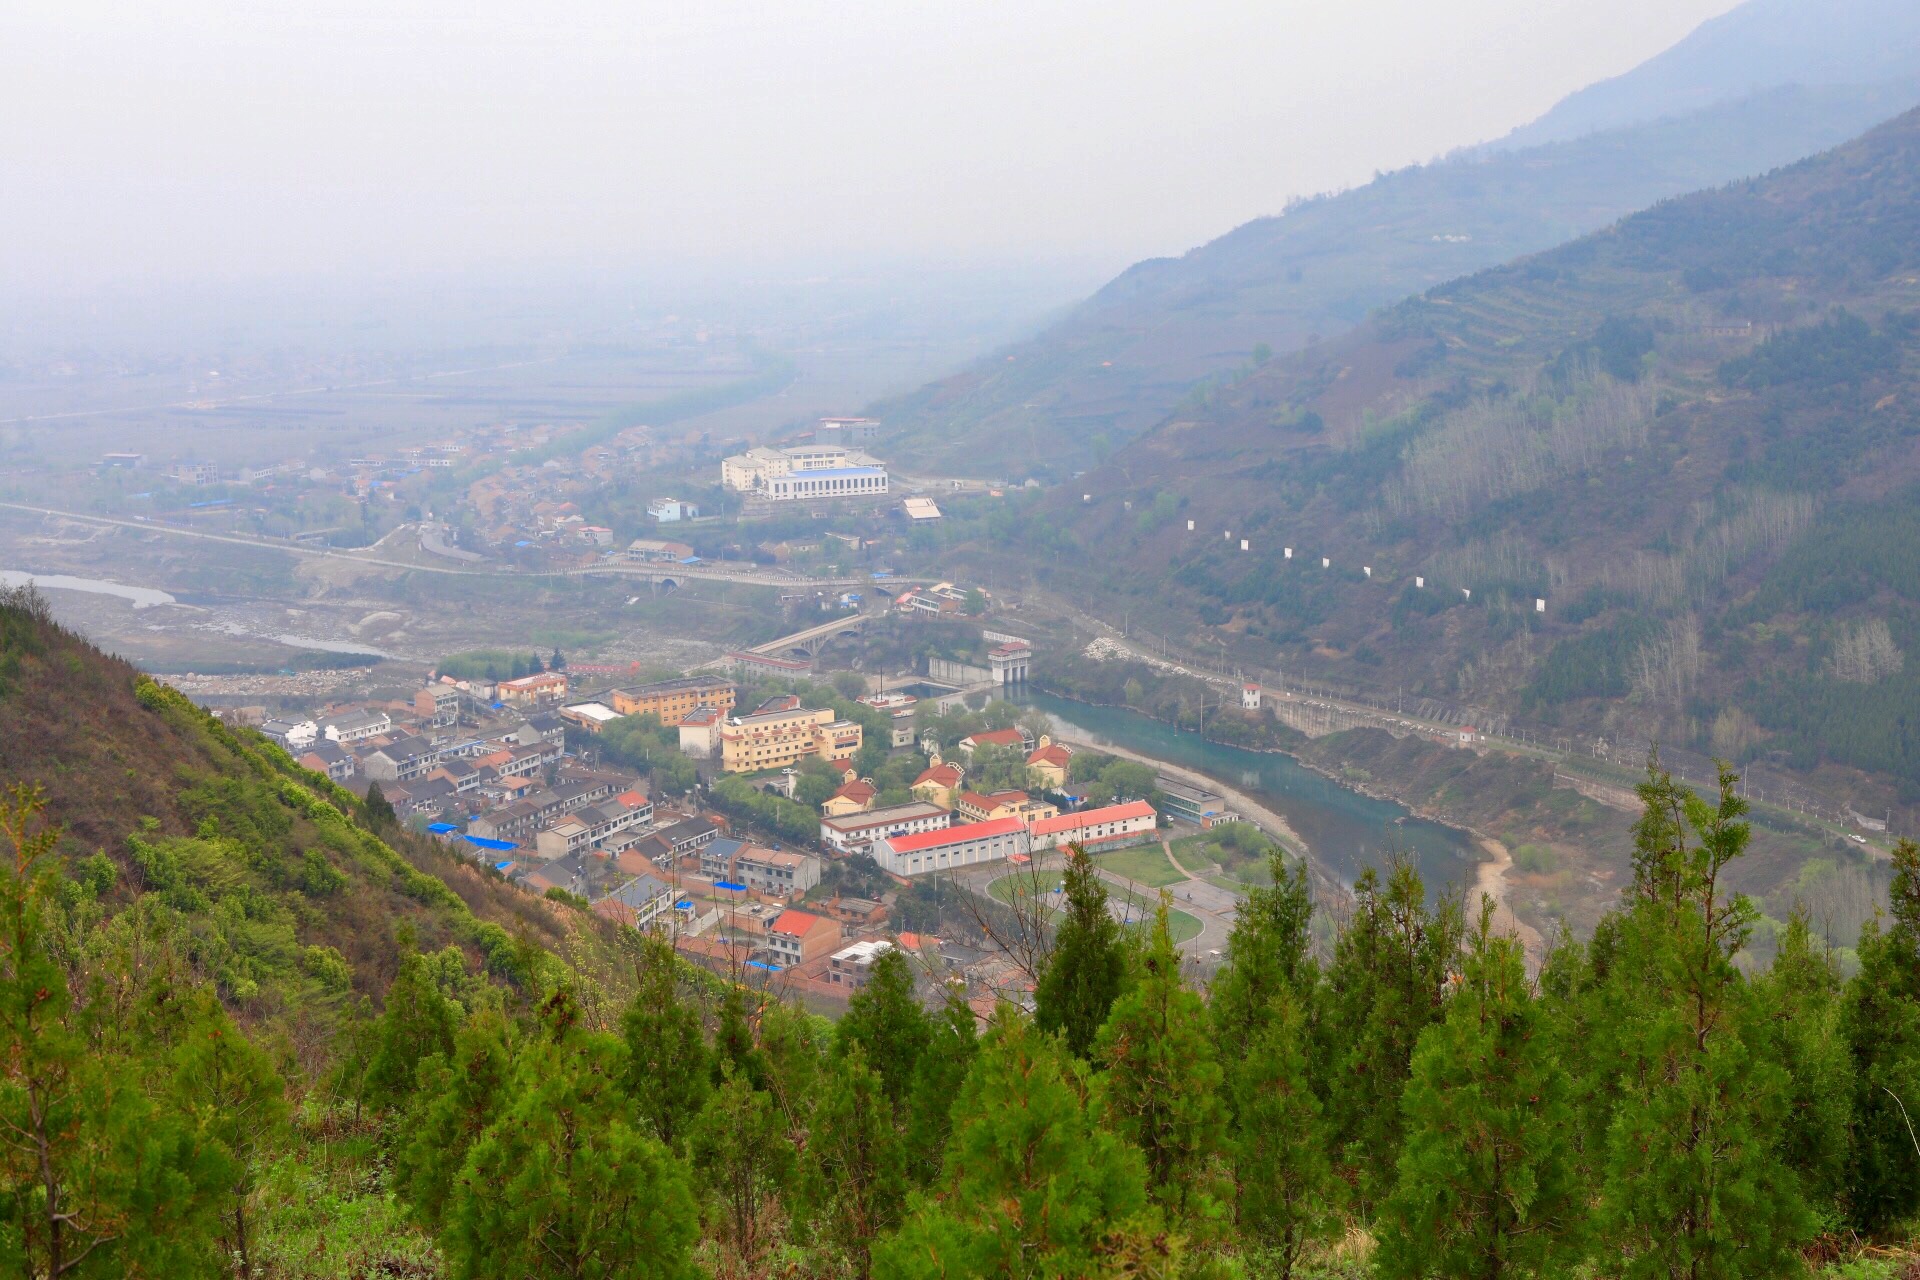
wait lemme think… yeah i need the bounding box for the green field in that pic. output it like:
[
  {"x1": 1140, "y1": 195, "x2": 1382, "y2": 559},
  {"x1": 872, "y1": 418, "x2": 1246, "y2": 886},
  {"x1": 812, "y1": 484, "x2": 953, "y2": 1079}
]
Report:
[{"x1": 1094, "y1": 844, "x2": 1187, "y2": 888}]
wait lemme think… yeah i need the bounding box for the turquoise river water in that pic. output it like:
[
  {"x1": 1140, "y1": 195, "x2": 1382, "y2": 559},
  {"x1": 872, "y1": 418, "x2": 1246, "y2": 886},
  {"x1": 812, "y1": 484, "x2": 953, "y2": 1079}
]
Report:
[{"x1": 1021, "y1": 691, "x2": 1480, "y2": 896}]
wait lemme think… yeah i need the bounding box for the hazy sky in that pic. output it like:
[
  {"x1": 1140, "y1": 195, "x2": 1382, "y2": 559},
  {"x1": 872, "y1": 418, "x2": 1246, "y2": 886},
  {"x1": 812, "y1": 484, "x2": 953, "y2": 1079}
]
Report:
[{"x1": 2, "y1": 0, "x2": 1742, "y2": 291}]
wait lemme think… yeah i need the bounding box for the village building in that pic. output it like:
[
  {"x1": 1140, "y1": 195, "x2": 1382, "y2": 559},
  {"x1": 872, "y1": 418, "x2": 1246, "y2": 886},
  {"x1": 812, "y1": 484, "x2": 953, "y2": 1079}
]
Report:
[
  {"x1": 496, "y1": 671, "x2": 569, "y2": 707},
  {"x1": 718, "y1": 705, "x2": 863, "y2": 773},
  {"x1": 956, "y1": 726, "x2": 1034, "y2": 758},
  {"x1": 872, "y1": 816, "x2": 1030, "y2": 877},
  {"x1": 956, "y1": 789, "x2": 1058, "y2": 824},
  {"x1": 558, "y1": 702, "x2": 621, "y2": 735},
  {"x1": 819, "y1": 801, "x2": 953, "y2": 856},
  {"x1": 677, "y1": 705, "x2": 725, "y2": 757},
  {"x1": 1026, "y1": 737, "x2": 1075, "y2": 789},
  {"x1": 828, "y1": 939, "x2": 896, "y2": 990},
  {"x1": 609, "y1": 676, "x2": 736, "y2": 724},
  {"x1": 1027, "y1": 800, "x2": 1159, "y2": 852},
  {"x1": 762, "y1": 909, "x2": 842, "y2": 969},
  {"x1": 646, "y1": 497, "x2": 699, "y2": 523},
  {"x1": 822, "y1": 777, "x2": 877, "y2": 817},
  {"x1": 910, "y1": 757, "x2": 966, "y2": 809}
]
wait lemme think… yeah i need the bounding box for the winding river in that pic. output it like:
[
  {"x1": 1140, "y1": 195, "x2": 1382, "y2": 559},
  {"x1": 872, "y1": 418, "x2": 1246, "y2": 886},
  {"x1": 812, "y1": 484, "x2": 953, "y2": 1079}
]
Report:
[{"x1": 1021, "y1": 691, "x2": 1479, "y2": 897}]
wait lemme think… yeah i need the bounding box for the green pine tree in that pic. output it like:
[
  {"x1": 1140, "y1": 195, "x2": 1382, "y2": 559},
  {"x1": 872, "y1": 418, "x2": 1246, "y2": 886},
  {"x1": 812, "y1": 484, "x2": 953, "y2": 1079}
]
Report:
[
  {"x1": 837, "y1": 948, "x2": 932, "y2": 1113},
  {"x1": 1230, "y1": 986, "x2": 1338, "y2": 1280},
  {"x1": 903, "y1": 995, "x2": 978, "y2": 1186},
  {"x1": 360, "y1": 949, "x2": 457, "y2": 1109},
  {"x1": 168, "y1": 991, "x2": 290, "y2": 1280},
  {"x1": 395, "y1": 1008, "x2": 513, "y2": 1231},
  {"x1": 712, "y1": 982, "x2": 765, "y2": 1089},
  {"x1": 806, "y1": 1045, "x2": 908, "y2": 1279},
  {"x1": 1319, "y1": 856, "x2": 1464, "y2": 1210},
  {"x1": 755, "y1": 997, "x2": 826, "y2": 1144},
  {"x1": 1211, "y1": 850, "x2": 1317, "y2": 1083},
  {"x1": 617, "y1": 937, "x2": 709, "y2": 1151},
  {"x1": 1840, "y1": 837, "x2": 1920, "y2": 1232},
  {"x1": 689, "y1": 1070, "x2": 794, "y2": 1273},
  {"x1": 363, "y1": 780, "x2": 396, "y2": 829},
  {"x1": 1034, "y1": 844, "x2": 1129, "y2": 1059},
  {"x1": 1597, "y1": 764, "x2": 1812, "y2": 1278},
  {"x1": 1377, "y1": 900, "x2": 1581, "y2": 1279},
  {"x1": 873, "y1": 1010, "x2": 1151, "y2": 1279},
  {"x1": 444, "y1": 1017, "x2": 699, "y2": 1280},
  {"x1": 1093, "y1": 900, "x2": 1227, "y2": 1226},
  {"x1": 0, "y1": 784, "x2": 235, "y2": 1280},
  {"x1": 1748, "y1": 908, "x2": 1854, "y2": 1214}
]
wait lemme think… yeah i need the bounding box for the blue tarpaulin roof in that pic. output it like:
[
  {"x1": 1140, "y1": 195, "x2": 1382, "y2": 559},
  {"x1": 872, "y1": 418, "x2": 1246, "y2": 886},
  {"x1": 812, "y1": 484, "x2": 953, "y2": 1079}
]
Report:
[
  {"x1": 713, "y1": 880, "x2": 747, "y2": 892},
  {"x1": 462, "y1": 835, "x2": 516, "y2": 852},
  {"x1": 675, "y1": 900, "x2": 692, "y2": 910},
  {"x1": 745, "y1": 960, "x2": 780, "y2": 971},
  {"x1": 677, "y1": 555, "x2": 701, "y2": 564},
  {"x1": 426, "y1": 822, "x2": 458, "y2": 834}
]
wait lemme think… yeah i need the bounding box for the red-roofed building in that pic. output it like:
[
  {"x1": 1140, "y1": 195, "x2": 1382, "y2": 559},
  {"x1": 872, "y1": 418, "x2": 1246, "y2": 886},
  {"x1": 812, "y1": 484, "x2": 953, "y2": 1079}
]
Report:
[
  {"x1": 911, "y1": 759, "x2": 965, "y2": 809},
  {"x1": 823, "y1": 778, "x2": 877, "y2": 818},
  {"x1": 957, "y1": 789, "x2": 1057, "y2": 824},
  {"x1": 1028, "y1": 800, "x2": 1159, "y2": 852},
  {"x1": 1026, "y1": 737, "x2": 1075, "y2": 788},
  {"x1": 873, "y1": 816, "x2": 1030, "y2": 876},
  {"x1": 765, "y1": 908, "x2": 841, "y2": 969},
  {"x1": 957, "y1": 727, "x2": 1032, "y2": 758}
]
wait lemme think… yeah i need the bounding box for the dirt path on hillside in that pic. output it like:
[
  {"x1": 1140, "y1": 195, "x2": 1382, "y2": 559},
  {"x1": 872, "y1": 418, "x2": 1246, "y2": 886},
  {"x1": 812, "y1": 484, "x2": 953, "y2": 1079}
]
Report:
[{"x1": 1473, "y1": 837, "x2": 1547, "y2": 966}]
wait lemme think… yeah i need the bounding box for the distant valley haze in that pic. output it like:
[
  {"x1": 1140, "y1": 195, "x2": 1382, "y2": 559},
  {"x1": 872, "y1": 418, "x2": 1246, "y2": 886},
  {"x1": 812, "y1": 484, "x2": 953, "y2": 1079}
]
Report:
[{"x1": 2, "y1": 0, "x2": 1746, "y2": 292}]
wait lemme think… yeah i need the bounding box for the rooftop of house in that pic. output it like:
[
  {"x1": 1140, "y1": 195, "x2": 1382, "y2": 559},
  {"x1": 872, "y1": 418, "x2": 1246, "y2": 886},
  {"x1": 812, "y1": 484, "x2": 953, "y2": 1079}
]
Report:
[
  {"x1": 964, "y1": 728, "x2": 1026, "y2": 748},
  {"x1": 821, "y1": 800, "x2": 949, "y2": 831},
  {"x1": 885, "y1": 816, "x2": 1026, "y2": 854},
  {"x1": 738, "y1": 848, "x2": 809, "y2": 869},
  {"x1": 831, "y1": 939, "x2": 895, "y2": 965},
  {"x1": 616, "y1": 675, "x2": 733, "y2": 697},
  {"x1": 771, "y1": 909, "x2": 829, "y2": 938},
  {"x1": 1030, "y1": 800, "x2": 1157, "y2": 836}
]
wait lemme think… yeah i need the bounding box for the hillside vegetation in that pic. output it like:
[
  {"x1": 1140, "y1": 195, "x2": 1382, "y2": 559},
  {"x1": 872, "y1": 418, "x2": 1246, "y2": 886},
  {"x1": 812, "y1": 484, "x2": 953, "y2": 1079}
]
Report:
[
  {"x1": 871, "y1": 0, "x2": 1920, "y2": 479},
  {"x1": 5, "y1": 619, "x2": 1919, "y2": 1279},
  {"x1": 1023, "y1": 106, "x2": 1920, "y2": 827}
]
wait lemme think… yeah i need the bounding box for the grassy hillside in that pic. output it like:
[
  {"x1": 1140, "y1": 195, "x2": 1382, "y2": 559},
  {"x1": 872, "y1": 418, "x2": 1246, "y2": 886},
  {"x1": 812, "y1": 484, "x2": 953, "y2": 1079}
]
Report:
[
  {"x1": 871, "y1": 0, "x2": 1920, "y2": 479},
  {"x1": 1026, "y1": 105, "x2": 1920, "y2": 822},
  {"x1": 0, "y1": 583, "x2": 633, "y2": 1015}
]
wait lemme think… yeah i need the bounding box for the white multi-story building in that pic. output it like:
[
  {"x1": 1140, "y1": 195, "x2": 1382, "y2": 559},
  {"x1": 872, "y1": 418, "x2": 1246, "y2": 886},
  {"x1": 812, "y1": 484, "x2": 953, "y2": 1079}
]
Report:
[{"x1": 720, "y1": 444, "x2": 889, "y2": 500}]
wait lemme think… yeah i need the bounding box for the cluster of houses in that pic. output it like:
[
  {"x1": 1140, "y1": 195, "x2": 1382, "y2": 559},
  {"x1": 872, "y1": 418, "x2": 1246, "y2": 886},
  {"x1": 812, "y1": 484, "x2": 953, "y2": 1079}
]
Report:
[
  {"x1": 814, "y1": 725, "x2": 1158, "y2": 878},
  {"x1": 240, "y1": 640, "x2": 1170, "y2": 1003}
]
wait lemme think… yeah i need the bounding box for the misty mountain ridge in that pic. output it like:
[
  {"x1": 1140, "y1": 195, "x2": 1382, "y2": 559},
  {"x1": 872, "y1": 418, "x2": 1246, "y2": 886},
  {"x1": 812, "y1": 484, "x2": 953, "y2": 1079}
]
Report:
[
  {"x1": 1491, "y1": 0, "x2": 1920, "y2": 150},
  {"x1": 1034, "y1": 103, "x2": 1920, "y2": 813},
  {"x1": 873, "y1": 0, "x2": 1920, "y2": 478}
]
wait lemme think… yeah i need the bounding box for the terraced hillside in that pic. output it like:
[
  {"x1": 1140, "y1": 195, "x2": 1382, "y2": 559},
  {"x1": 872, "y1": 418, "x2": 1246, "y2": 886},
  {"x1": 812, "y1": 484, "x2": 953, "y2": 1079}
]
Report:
[
  {"x1": 1030, "y1": 106, "x2": 1920, "y2": 825},
  {"x1": 871, "y1": 0, "x2": 1920, "y2": 478}
]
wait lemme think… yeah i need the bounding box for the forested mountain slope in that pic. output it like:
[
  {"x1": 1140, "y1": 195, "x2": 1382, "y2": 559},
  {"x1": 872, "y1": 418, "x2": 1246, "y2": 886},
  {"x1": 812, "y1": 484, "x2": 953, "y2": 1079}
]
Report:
[
  {"x1": 873, "y1": 0, "x2": 1920, "y2": 478},
  {"x1": 1039, "y1": 105, "x2": 1920, "y2": 816}
]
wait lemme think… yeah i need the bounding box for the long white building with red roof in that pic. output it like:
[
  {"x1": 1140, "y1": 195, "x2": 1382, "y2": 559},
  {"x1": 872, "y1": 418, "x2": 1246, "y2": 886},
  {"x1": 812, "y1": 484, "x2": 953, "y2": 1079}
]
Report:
[
  {"x1": 1028, "y1": 800, "x2": 1159, "y2": 852},
  {"x1": 871, "y1": 816, "x2": 1029, "y2": 876},
  {"x1": 869, "y1": 800, "x2": 1160, "y2": 875}
]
